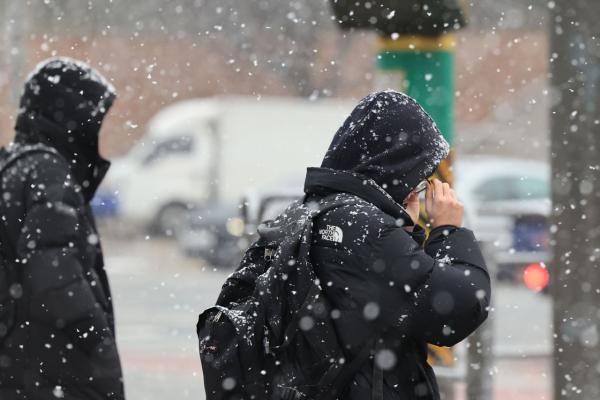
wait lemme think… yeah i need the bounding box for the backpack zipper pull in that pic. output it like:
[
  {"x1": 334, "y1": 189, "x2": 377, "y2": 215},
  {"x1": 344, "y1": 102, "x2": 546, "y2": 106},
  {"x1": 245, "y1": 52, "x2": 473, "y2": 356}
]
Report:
[
  {"x1": 263, "y1": 326, "x2": 271, "y2": 354},
  {"x1": 214, "y1": 310, "x2": 223, "y2": 322}
]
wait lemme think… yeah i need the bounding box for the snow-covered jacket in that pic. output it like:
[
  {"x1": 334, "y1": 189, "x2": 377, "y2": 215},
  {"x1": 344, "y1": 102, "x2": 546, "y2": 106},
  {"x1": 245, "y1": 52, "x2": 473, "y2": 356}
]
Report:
[
  {"x1": 305, "y1": 90, "x2": 490, "y2": 400},
  {"x1": 0, "y1": 58, "x2": 124, "y2": 400}
]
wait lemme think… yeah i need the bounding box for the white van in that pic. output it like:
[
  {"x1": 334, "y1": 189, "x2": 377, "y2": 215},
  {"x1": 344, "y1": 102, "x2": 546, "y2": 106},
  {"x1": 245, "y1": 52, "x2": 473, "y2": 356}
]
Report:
[{"x1": 101, "y1": 95, "x2": 354, "y2": 233}]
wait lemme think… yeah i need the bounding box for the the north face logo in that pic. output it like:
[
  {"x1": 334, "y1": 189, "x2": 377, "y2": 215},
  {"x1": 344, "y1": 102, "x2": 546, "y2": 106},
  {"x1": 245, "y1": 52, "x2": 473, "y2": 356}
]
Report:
[{"x1": 319, "y1": 225, "x2": 343, "y2": 243}]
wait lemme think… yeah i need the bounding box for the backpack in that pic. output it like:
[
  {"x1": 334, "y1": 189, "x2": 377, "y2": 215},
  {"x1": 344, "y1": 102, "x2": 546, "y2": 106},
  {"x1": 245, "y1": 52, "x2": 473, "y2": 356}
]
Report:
[
  {"x1": 0, "y1": 143, "x2": 60, "y2": 343},
  {"x1": 197, "y1": 194, "x2": 376, "y2": 400}
]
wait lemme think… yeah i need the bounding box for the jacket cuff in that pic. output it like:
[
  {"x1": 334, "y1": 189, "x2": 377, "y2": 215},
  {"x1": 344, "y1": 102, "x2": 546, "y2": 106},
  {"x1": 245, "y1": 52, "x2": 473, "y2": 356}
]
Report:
[
  {"x1": 424, "y1": 225, "x2": 459, "y2": 252},
  {"x1": 408, "y1": 224, "x2": 426, "y2": 246},
  {"x1": 428, "y1": 225, "x2": 459, "y2": 240}
]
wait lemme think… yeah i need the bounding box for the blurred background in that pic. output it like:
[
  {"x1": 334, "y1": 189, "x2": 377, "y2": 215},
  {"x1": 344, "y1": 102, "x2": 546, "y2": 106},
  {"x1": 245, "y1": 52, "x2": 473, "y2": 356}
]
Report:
[{"x1": 0, "y1": 1, "x2": 564, "y2": 399}]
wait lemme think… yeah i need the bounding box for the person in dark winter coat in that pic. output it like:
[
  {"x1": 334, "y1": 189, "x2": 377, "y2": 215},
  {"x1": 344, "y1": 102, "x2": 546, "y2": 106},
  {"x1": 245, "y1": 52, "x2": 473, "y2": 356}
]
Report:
[
  {"x1": 305, "y1": 90, "x2": 491, "y2": 400},
  {"x1": 0, "y1": 58, "x2": 124, "y2": 400}
]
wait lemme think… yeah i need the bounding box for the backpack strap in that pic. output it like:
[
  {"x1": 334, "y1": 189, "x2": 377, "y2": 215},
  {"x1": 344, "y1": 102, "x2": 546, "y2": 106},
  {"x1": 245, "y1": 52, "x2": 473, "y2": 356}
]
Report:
[
  {"x1": 371, "y1": 341, "x2": 385, "y2": 400},
  {"x1": 0, "y1": 143, "x2": 62, "y2": 262},
  {"x1": 0, "y1": 143, "x2": 61, "y2": 176},
  {"x1": 317, "y1": 337, "x2": 376, "y2": 400},
  {"x1": 0, "y1": 144, "x2": 60, "y2": 345}
]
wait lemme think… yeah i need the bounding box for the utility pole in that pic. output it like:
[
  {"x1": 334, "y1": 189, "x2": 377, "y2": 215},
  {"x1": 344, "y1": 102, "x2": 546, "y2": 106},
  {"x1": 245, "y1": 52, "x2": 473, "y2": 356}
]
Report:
[
  {"x1": 466, "y1": 242, "x2": 496, "y2": 400},
  {"x1": 550, "y1": 1, "x2": 600, "y2": 399}
]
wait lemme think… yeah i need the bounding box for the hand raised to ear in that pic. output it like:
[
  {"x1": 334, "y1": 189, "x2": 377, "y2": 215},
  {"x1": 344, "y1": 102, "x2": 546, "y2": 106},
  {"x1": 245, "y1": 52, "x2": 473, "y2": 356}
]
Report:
[{"x1": 426, "y1": 179, "x2": 463, "y2": 228}]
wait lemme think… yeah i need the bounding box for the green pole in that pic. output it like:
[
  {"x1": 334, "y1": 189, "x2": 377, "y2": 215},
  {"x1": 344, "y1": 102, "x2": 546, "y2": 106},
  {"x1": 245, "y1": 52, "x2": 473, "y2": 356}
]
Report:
[
  {"x1": 375, "y1": 34, "x2": 459, "y2": 398},
  {"x1": 376, "y1": 35, "x2": 456, "y2": 169}
]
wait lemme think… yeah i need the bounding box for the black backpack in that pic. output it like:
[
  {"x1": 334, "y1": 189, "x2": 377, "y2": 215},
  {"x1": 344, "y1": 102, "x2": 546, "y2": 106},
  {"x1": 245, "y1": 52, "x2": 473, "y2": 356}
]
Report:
[
  {"x1": 197, "y1": 194, "x2": 376, "y2": 400},
  {"x1": 0, "y1": 143, "x2": 60, "y2": 343}
]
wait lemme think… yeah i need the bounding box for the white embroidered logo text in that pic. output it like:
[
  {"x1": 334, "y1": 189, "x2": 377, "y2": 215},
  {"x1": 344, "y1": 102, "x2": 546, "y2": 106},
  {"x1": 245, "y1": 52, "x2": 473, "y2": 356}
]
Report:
[{"x1": 319, "y1": 225, "x2": 343, "y2": 243}]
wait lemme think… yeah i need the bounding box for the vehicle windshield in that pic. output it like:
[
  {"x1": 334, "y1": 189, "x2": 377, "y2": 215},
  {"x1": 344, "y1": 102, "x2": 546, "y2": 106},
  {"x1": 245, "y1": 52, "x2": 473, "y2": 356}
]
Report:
[{"x1": 475, "y1": 176, "x2": 549, "y2": 202}]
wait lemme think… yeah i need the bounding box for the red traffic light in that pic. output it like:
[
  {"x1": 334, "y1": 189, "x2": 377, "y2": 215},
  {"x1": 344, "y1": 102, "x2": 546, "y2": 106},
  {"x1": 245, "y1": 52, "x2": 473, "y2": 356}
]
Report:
[{"x1": 523, "y1": 263, "x2": 550, "y2": 292}]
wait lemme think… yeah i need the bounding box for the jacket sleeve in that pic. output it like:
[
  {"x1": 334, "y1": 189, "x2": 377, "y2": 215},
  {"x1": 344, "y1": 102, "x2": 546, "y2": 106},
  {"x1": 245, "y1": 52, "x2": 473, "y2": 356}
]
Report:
[
  {"x1": 374, "y1": 224, "x2": 490, "y2": 347},
  {"x1": 411, "y1": 225, "x2": 491, "y2": 346},
  {"x1": 16, "y1": 154, "x2": 114, "y2": 356}
]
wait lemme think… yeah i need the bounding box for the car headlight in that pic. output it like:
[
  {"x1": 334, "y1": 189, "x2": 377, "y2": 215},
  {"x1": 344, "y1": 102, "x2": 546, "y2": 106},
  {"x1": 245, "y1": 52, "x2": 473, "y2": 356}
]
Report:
[{"x1": 226, "y1": 217, "x2": 245, "y2": 237}]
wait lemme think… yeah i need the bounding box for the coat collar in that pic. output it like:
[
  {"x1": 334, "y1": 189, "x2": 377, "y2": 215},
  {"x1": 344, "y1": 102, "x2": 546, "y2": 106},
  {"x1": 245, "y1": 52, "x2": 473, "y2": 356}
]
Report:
[
  {"x1": 304, "y1": 167, "x2": 413, "y2": 223},
  {"x1": 14, "y1": 112, "x2": 110, "y2": 202}
]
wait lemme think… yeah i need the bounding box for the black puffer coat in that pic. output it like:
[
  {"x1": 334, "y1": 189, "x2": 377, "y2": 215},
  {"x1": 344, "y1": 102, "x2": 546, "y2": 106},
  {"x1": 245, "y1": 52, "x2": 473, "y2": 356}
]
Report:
[
  {"x1": 306, "y1": 91, "x2": 491, "y2": 400},
  {"x1": 0, "y1": 58, "x2": 124, "y2": 400}
]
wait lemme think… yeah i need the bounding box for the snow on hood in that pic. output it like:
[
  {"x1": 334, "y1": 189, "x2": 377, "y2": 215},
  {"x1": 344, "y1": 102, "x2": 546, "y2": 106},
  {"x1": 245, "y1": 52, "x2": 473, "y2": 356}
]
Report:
[
  {"x1": 321, "y1": 89, "x2": 449, "y2": 203},
  {"x1": 20, "y1": 57, "x2": 116, "y2": 118},
  {"x1": 14, "y1": 57, "x2": 116, "y2": 201}
]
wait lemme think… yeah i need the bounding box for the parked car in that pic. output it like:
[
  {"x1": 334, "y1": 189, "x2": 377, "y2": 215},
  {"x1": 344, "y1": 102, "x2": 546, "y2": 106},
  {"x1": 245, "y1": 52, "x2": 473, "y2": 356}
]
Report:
[
  {"x1": 176, "y1": 202, "x2": 247, "y2": 267},
  {"x1": 240, "y1": 190, "x2": 302, "y2": 243},
  {"x1": 100, "y1": 95, "x2": 353, "y2": 235},
  {"x1": 176, "y1": 174, "x2": 303, "y2": 268},
  {"x1": 454, "y1": 156, "x2": 550, "y2": 287}
]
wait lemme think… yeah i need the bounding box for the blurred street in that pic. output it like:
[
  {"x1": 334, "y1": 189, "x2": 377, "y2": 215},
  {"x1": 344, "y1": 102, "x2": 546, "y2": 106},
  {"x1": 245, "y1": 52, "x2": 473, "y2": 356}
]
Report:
[
  {"x1": 1, "y1": 1, "x2": 599, "y2": 398},
  {"x1": 104, "y1": 236, "x2": 553, "y2": 400},
  {"x1": 104, "y1": 236, "x2": 217, "y2": 399}
]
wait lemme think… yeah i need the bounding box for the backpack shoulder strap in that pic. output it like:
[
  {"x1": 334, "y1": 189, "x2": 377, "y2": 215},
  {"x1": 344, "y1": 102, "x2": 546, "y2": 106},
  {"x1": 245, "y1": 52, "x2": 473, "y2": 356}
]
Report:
[
  {"x1": 0, "y1": 143, "x2": 61, "y2": 262},
  {"x1": 0, "y1": 143, "x2": 62, "y2": 176},
  {"x1": 318, "y1": 337, "x2": 377, "y2": 400}
]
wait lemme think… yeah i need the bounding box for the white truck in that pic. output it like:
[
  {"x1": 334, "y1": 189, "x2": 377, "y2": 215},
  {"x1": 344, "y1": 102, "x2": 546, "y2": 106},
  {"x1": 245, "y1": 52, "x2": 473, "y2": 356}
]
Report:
[{"x1": 101, "y1": 95, "x2": 354, "y2": 233}]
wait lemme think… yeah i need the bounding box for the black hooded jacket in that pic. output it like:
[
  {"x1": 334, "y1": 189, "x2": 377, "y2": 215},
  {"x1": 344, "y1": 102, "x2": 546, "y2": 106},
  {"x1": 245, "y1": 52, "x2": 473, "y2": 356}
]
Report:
[
  {"x1": 0, "y1": 58, "x2": 124, "y2": 400},
  {"x1": 306, "y1": 91, "x2": 490, "y2": 400}
]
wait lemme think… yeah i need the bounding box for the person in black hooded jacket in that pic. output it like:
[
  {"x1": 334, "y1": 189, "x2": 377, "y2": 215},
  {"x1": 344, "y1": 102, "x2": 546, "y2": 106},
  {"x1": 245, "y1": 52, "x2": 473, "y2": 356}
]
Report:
[
  {"x1": 0, "y1": 58, "x2": 124, "y2": 400},
  {"x1": 305, "y1": 90, "x2": 490, "y2": 400}
]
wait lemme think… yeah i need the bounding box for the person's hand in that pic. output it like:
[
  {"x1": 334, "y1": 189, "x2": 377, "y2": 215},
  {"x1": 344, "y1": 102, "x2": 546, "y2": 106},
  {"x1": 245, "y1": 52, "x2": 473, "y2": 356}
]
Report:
[
  {"x1": 403, "y1": 191, "x2": 420, "y2": 226},
  {"x1": 425, "y1": 179, "x2": 463, "y2": 228}
]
